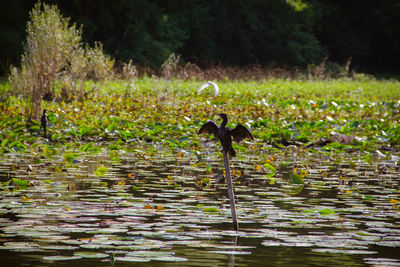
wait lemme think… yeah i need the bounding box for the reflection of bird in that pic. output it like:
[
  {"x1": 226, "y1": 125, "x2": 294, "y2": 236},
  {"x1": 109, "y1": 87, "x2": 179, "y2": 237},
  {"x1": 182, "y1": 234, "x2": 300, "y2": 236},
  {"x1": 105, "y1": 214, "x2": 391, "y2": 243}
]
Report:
[
  {"x1": 199, "y1": 113, "x2": 253, "y2": 157},
  {"x1": 41, "y1": 109, "x2": 47, "y2": 136},
  {"x1": 198, "y1": 81, "x2": 219, "y2": 96}
]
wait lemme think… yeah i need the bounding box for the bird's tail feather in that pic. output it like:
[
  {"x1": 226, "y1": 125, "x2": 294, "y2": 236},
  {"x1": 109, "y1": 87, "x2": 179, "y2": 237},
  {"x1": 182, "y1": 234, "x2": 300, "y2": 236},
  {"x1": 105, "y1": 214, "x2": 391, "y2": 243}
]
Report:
[
  {"x1": 222, "y1": 147, "x2": 236, "y2": 158},
  {"x1": 229, "y1": 147, "x2": 236, "y2": 158}
]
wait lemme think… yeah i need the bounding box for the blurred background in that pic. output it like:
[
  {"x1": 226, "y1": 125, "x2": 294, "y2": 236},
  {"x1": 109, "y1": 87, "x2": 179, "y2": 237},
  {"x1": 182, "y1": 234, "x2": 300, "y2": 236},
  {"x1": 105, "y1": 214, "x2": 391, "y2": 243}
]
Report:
[{"x1": 1, "y1": 0, "x2": 399, "y2": 77}]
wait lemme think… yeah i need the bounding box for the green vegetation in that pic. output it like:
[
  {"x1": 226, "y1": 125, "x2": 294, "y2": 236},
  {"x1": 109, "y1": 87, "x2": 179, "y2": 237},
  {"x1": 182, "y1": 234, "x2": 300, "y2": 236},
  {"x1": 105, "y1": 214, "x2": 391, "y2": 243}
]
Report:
[
  {"x1": 1, "y1": 2, "x2": 399, "y2": 266},
  {"x1": 8, "y1": 2, "x2": 114, "y2": 120},
  {"x1": 0, "y1": 78, "x2": 399, "y2": 161}
]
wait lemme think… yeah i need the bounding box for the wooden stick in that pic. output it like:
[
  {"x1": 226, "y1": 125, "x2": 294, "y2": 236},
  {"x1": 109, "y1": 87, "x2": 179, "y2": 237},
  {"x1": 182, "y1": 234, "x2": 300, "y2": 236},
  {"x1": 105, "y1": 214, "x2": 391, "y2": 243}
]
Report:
[{"x1": 223, "y1": 150, "x2": 239, "y2": 231}]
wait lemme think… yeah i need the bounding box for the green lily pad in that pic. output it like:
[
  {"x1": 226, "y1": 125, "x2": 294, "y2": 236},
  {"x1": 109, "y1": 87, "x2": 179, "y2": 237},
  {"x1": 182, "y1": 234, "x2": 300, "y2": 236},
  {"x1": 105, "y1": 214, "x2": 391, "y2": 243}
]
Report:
[
  {"x1": 319, "y1": 208, "x2": 336, "y2": 215},
  {"x1": 94, "y1": 166, "x2": 108, "y2": 176},
  {"x1": 202, "y1": 207, "x2": 219, "y2": 213}
]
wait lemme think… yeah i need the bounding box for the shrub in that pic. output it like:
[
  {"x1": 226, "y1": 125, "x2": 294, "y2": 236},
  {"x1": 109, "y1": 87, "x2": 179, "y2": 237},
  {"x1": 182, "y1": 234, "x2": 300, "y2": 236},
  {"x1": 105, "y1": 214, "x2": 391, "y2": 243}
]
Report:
[
  {"x1": 9, "y1": 2, "x2": 114, "y2": 120},
  {"x1": 84, "y1": 42, "x2": 114, "y2": 81},
  {"x1": 9, "y1": 2, "x2": 81, "y2": 120},
  {"x1": 120, "y1": 59, "x2": 137, "y2": 80},
  {"x1": 161, "y1": 53, "x2": 181, "y2": 79}
]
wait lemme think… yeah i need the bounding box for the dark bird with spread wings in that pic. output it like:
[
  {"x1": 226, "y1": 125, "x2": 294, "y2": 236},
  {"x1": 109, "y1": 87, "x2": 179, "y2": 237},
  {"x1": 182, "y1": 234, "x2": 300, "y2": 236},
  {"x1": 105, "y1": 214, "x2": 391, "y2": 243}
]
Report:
[{"x1": 198, "y1": 113, "x2": 253, "y2": 157}]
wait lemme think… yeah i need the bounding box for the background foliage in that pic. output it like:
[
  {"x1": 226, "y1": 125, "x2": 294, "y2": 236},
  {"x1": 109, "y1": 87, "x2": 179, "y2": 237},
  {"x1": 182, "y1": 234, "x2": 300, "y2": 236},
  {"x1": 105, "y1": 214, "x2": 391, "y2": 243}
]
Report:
[{"x1": 1, "y1": 0, "x2": 399, "y2": 76}]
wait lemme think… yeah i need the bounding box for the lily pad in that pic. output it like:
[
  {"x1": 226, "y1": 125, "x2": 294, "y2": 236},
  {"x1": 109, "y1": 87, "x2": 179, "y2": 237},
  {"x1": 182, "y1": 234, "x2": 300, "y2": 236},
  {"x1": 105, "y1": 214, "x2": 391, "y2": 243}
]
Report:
[
  {"x1": 74, "y1": 251, "x2": 109, "y2": 258},
  {"x1": 152, "y1": 256, "x2": 189, "y2": 262},
  {"x1": 43, "y1": 255, "x2": 83, "y2": 261},
  {"x1": 211, "y1": 250, "x2": 252, "y2": 255},
  {"x1": 115, "y1": 256, "x2": 151, "y2": 262},
  {"x1": 319, "y1": 208, "x2": 336, "y2": 215}
]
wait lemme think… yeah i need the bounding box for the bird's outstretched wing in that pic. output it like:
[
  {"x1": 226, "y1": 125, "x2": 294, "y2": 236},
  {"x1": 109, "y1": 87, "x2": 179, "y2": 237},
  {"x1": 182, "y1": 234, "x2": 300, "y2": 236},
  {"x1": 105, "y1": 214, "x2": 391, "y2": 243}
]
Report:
[
  {"x1": 198, "y1": 81, "x2": 219, "y2": 96},
  {"x1": 198, "y1": 121, "x2": 219, "y2": 140},
  {"x1": 231, "y1": 124, "x2": 253, "y2": 143}
]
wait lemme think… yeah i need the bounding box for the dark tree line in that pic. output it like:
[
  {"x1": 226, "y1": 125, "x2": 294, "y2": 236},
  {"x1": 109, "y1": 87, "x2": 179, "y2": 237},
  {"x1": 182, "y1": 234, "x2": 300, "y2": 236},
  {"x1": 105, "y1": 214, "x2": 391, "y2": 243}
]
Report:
[{"x1": 1, "y1": 0, "x2": 399, "y2": 76}]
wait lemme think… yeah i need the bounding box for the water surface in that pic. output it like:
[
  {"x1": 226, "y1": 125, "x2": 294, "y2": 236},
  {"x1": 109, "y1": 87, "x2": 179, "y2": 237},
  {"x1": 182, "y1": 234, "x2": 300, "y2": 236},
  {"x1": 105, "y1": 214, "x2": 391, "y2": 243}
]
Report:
[{"x1": 0, "y1": 146, "x2": 399, "y2": 266}]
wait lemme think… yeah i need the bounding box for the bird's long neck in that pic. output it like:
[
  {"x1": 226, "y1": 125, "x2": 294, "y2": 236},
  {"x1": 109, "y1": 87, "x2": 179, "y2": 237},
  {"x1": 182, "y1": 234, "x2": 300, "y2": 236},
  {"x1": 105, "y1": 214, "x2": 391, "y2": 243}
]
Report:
[{"x1": 220, "y1": 116, "x2": 227, "y2": 128}]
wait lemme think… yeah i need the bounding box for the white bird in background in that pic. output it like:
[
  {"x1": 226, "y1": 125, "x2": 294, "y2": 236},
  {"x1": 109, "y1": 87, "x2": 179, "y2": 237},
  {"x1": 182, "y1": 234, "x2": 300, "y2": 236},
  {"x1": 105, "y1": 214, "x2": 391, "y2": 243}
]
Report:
[{"x1": 198, "y1": 81, "x2": 219, "y2": 96}]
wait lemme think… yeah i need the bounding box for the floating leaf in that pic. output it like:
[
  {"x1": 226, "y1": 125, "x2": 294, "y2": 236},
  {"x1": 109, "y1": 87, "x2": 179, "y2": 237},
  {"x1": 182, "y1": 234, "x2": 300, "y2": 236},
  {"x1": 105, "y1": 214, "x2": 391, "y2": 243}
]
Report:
[
  {"x1": 12, "y1": 178, "x2": 29, "y2": 189},
  {"x1": 94, "y1": 166, "x2": 108, "y2": 176},
  {"x1": 319, "y1": 208, "x2": 336, "y2": 215},
  {"x1": 269, "y1": 177, "x2": 275, "y2": 185},
  {"x1": 42, "y1": 145, "x2": 57, "y2": 157},
  {"x1": 290, "y1": 173, "x2": 304, "y2": 184},
  {"x1": 80, "y1": 142, "x2": 102, "y2": 153},
  {"x1": 264, "y1": 162, "x2": 276, "y2": 177},
  {"x1": 153, "y1": 256, "x2": 188, "y2": 262},
  {"x1": 43, "y1": 255, "x2": 82, "y2": 261},
  {"x1": 74, "y1": 252, "x2": 108, "y2": 258},
  {"x1": 211, "y1": 250, "x2": 252, "y2": 255},
  {"x1": 116, "y1": 257, "x2": 151, "y2": 262},
  {"x1": 62, "y1": 152, "x2": 80, "y2": 163},
  {"x1": 202, "y1": 207, "x2": 219, "y2": 213}
]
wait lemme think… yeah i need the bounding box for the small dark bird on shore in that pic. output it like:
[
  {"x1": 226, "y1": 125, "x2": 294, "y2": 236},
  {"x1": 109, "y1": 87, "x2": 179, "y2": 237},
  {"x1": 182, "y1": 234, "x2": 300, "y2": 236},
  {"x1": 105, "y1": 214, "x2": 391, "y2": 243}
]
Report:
[
  {"x1": 198, "y1": 113, "x2": 253, "y2": 157},
  {"x1": 41, "y1": 109, "x2": 47, "y2": 136}
]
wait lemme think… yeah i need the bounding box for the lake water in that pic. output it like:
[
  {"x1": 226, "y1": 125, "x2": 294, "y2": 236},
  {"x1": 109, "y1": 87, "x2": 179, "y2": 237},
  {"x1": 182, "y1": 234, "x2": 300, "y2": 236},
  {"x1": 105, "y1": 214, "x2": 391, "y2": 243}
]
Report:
[{"x1": 0, "y1": 145, "x2": 399, "y2": 266}]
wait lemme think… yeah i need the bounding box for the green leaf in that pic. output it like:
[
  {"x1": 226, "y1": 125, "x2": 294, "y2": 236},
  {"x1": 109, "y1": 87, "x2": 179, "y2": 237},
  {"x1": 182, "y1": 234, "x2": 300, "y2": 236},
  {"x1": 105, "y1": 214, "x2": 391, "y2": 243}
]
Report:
[
  {"x1": 10, "y1": 141, "x2": 26, "y2": 151},
  {"x1": 319, "y1": 208, "x2": 336, "y2": 215},
  {"x1": 264, "y1": 162, "x2": 276, "y2": 177},
  {"x1": 107, "y1": 122, "x2": 118, "y2": 132},
  {"x1": 202, "y1": 207, "x2": 219, "y2": 213},
  {"x1": 290, "y1": 173, "x2": 304, "y2": 184},
  {"x1": 1, "y1": 139, "x2": 9, "y2": 147},
  {"x1": 108, "y1": 144, "x2": 121, "y2": 150},
  {"x1": 12, "y1": 178, "x2": 29, "y2": 189},
  {"x1": 80, "y1": 142, "x2": 101, "y2": 153},
  {"x1": 34, "y1": 157, "x2": 42, "y2": 164},
  {"x1": 63, "y1": 152, "x2": 80, "y2": 163},
  {"x1": 94, "y1": 166, "x2": 108, "y2": 176},
  {"x1": 302, "y1": 209, "x2": 315, "y2": 213},
  {"x1": 195, "y1": 204, "x2": 204, "y2": 209},
  {"x1": 43, "y1": 145, "x2": 57, "y2": 158}
]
